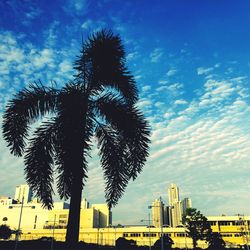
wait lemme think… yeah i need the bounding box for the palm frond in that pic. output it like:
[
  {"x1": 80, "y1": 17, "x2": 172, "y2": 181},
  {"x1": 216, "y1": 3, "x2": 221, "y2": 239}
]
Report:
[
  {"x1": 95, "y1": 94, "x2": 150, "y2": 180},
  {"x1": 2, "y1": 84, "x2": 58, "y2": 156},
  {"x1": 24, "y1": 120, "x2": 56, "y2": 209},
  {"x1": 76, "y1": 29, "x2": 138, "y2": 105},
  {"x1": 95, "y1": 124, "x2": 130, "y2": 208}
]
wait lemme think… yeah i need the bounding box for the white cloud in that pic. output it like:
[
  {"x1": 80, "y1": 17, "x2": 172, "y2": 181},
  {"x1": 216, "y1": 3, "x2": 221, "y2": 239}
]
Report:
[
  {"x1": 174, "y1": 99, "x2": 187, "y2": 105},
  {"x1": 63, "y1": 0, "x2": 89, "y2": 15},
  {"x1": 81, "y1": 19, "x2": 106, "y2": 32},
  {"x1": 163, "y1": 111, "x2": 174, "y2": 119},
  {"x1": 141, "y1": 85, "x2": 151, "y2": 92},
  {"x1": 33, "y1": 49, "x2": 55, "y2": 69},
  {"x1": 136, "y1": 98, "x2": 152, "y2": 109},
  {"x1": 150, "y1": 48, "x2": 164, "y2": 63},
  {"x1": 158, "y1": 80, "x2": 168, "y2": 85},
  {"x1": 166, "y1": 68, "x2": 177, "y2": 77},
  {"x1": 126, "y1": 51, "x2": 139, "y2": 62},
  {"x1": 154, "y1": 101, "x2": 164, "y2": 108},
  {"x1": 59, "y1": 60, "x2": 72, "y2": 73},
  {"x1": 197, "y1": 67, "x2": 214, "y2": 75},
  {"x1": 81, "y1": 19, "x2": 93, "y2": 30}
]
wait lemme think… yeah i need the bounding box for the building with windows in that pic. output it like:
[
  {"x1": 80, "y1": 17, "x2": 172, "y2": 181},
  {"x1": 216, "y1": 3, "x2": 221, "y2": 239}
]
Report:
[
  {"x1": 181, "y1": 197, "x2": 192, "y2": 216},
  {"x1": 151, "y1": 198, "x2": 164, "y2": 227},
  {"x1": 0, "y1": 185, "x2": 111, "y2": 232},
  {"x1": 14, "y1": 184, "x2": 33, "y2": 204},
  {"x1": 0, "y1": 196, "x2": 16, "y2": 206},
  {"x1": 4, "y1": 215, "x2": 250, "y2": 249},
  {"x1": 167, "y1": 184, "x2": 182, "y2": 227},
  {"x1": 1, "y1": 184, "x2": 250, "y2": 248},
  {"x1": 168, "y1": 183, "x2": 179, "y2": 206}
]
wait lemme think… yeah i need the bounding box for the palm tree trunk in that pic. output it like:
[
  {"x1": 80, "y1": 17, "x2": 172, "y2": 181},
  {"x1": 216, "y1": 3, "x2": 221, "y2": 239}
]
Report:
[
  {"x1": 65, "y1": 173, "x2": 83, "y2": 247},
  {"x1": 193, "y1": 238, "x2": 197, "y2": 249},
  {"x1": 65, "y1": 103, "x2": 88, "y2": 248}
]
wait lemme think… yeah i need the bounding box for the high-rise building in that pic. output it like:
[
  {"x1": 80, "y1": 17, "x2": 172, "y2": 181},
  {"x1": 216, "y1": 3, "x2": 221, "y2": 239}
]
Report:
[
  {"x1": 171, "y1": 201, "x2": 182, "y2": 227},
  {"x1": 163, "y1": 205, "x2": 171, "y2": 226},
  {"x1": 168, "y1": 183, "x2": 179, "y2": 206},
  {"x1": 14, "y1": 184, "x2": 32, "y2": 204},
  {"x1": 81, "y1": 198, "x2": 90, "y2": 209},
  {"x1": 167, "y1": 183, "x2": 182, "y2": 227},
  {"x1": 181, "y1": 197, "x2": 192, "y2": 217},
  {"x1": 151, "y1": 198, "x2": 164, "y2": 227}
]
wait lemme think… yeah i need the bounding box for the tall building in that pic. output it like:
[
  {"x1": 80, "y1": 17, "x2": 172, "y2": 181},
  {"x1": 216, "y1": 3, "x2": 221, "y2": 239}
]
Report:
[
  {"x1": 163, "y1": 205, "x2": 171, "y2": 226},
  {"x1": 151, "y1": 198, "x2": 164, "y2": 227},
  {"x1": 181, "y1": 198, "x2": 192, "y2": 216},
  {"x1": 92, "y1": 204, "x2": 111, "y2": 227},
  {"x1": 167, "y1": 183, "x2": 182, "y2": 227},
  {"x1": 171, "y1": 201, "x2": 182, "y2": 227},
  {"x1": 14, "y1": 184, "x2": 32, "y2": 204},
  {"x1": 168, "y1": 183, "x2": 179, "y2": 206},
  {"x1": 81, "y1": 198, "x2": 90, "y2": 209}
]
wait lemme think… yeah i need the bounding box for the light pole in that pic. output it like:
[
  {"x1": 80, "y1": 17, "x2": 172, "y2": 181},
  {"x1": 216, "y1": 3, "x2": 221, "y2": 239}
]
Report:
[
  {"x1": 141, "y1": 213, "x2": 152, "y2": 250},
  {"x1": 51, "y1": 214, "x2": 56, "y2": 250},
  {"x1": 14, "y1": 196, "x2": 24, "y2": 250},
  {"x1": 45, "y1": 215, "x2": 58, "y2": 250},
  {"x1": 148, "y1": 203, "x2": 164, "y2": 250},
  {"x1": 14, "y1": 194, "x2": 36, "y2": 250}
]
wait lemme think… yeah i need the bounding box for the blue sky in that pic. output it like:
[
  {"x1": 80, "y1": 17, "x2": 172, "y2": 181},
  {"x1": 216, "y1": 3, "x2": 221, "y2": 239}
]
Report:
[{"x1": 0, "y1": 0, "x2": 250, "y2": 224}]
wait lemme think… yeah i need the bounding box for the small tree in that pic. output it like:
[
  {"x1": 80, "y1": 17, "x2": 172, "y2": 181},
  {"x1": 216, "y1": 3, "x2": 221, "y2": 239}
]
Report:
[
  {"x1": 207, "y1": 232, "x2": 225, "y2": 249},
  {"x1": 153, "y1": 235, "x2": 174, "y2": 249},
  {"x1": 183, "y1": 208, "x2": 212, "y2": 249},
  {"x1": 2, "y1": 217, "x2": 8, "y2": 224},
  {"x1": 0, "y1": 224, "x2": 12, "y2": 240}
]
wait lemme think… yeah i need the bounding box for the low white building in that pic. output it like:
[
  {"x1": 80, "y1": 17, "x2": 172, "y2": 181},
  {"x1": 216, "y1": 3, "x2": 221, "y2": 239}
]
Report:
[{"x1": 0, "y1": 185, "x2": 111, "y2": 231}]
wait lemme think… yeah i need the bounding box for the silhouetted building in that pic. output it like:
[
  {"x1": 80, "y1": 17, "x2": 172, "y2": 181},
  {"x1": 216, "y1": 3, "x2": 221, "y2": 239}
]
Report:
[{"x1": 163, "y1": 205, "x2": 171, "y2": 226}]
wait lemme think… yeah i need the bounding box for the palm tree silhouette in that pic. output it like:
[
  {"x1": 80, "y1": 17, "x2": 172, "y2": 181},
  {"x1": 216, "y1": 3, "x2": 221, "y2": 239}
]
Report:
[{"x1": 2, "y1": 30, "x2": 150, "y2": 247}]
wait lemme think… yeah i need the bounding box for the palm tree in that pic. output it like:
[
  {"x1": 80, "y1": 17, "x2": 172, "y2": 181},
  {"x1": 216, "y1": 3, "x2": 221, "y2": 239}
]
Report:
[{"x1": 2, "y1": 30, "x2": 150, "y2": 247}]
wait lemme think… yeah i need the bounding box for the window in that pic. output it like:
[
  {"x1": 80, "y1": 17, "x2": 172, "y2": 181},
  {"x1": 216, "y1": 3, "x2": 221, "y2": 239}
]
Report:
[
  {"x1": 221, "y1": 233, "x2": 232, "y2": 237},
  {"x1": 59, "y1": 214, "x2": 68, "y2": 219},
  {"x1": 219, "y1": 221, "x2": 231, "y2": 226},
  {"x1": 143, "y1": 233, "x2": 157, "y2": 237},
  {"x1": 123, "y1": 233, "x2": 128, "y2": 237},
  {"x1": 163, "y1": 233, "x2": 171, "y2": 237},
  {"x1": 234, "y1": 234, "x2": 241, "y2": 237},
  {"x1": 130, "y1": 233, "x2": 141, "y2": 237},
  {"x1": 59, "y1": 220, "x2": 67, "y2": 224},
  {"x1": 176, "y1": 233, "x2": 186, "y2": 237},
  {"x1": 209, "y1": 221, "x2": 216, "y2": 226}
]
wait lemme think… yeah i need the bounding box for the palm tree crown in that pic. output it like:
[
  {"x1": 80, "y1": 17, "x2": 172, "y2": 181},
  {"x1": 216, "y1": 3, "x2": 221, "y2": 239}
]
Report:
[{"x1": 2, "y1": 30, "x2": 150, "y2": 245}]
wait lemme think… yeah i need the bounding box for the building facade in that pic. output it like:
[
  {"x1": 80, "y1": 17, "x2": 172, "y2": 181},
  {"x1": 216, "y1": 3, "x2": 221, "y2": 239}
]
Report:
[
  {"x1": 14, "y1": 184, "x2": 33, "y2": 204},
  {"x1": 168, "y1": 183, "x2": 182, "y2": 227},
  {"x1": 181, "y1": 197, "x2": 192, "y2": 217},
  {"x1": 0, "y1": 185, "x2": 111, "y2": 231},
  {"x1": 6, "y1": 216, "x2": 250, "y2": 249},
  {"x1": 151, "y1": 198, "x2": 164, "y2": 227}
]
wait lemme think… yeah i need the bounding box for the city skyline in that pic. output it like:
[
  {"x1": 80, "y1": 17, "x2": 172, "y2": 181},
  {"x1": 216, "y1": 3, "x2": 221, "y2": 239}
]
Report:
[{"x1": 0, "y1": 0, "x2": 250, "y2": 225}]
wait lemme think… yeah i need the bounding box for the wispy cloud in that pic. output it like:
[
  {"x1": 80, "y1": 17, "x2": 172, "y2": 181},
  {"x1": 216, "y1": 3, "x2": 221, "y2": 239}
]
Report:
[
  {"x1": 63, "y1": 0, "x2": 89, "y2": 15},
  {"x1": 167, "y1": 68, "x2": 177, "y2": 77},
  {"x1": 197, "y1": 67, "x2": 214, "y2": 75},
  {"x1": 81, "y1": 19, "x2": 106, "y2": 31},
  {"x1": 150, "y1": 48, "x2": 164, "y2": 63}
]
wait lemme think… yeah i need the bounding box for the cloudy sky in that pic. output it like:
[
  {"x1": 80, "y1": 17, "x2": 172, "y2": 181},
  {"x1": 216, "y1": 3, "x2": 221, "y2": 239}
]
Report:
[{"x1": 0, "y1": 0, "x2": 250, "y2": 224}]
